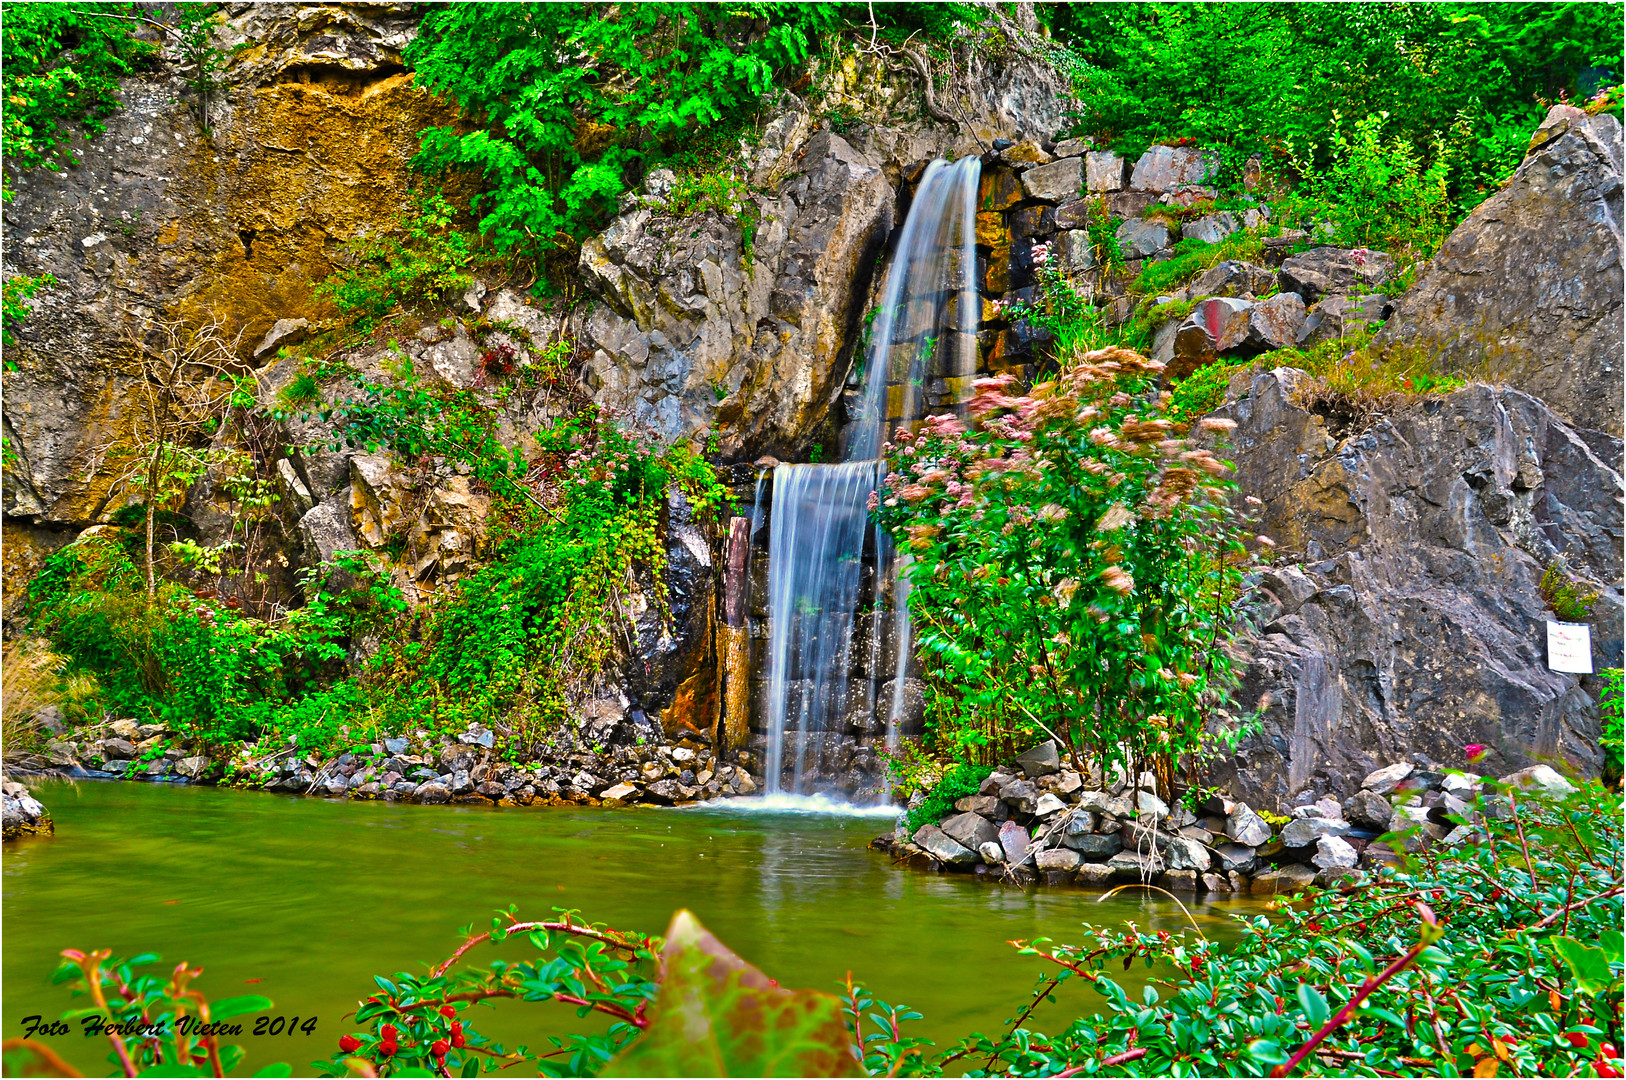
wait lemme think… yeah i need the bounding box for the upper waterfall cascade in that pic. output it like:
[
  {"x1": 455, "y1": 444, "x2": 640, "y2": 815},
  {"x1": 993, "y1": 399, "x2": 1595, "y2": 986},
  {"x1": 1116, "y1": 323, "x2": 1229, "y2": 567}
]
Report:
[{"x1": 763, "y1": 156, "x2": 983, "y2": 799}]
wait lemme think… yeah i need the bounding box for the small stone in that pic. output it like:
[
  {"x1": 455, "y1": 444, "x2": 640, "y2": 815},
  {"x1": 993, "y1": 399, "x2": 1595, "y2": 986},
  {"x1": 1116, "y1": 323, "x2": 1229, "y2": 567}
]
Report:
[
  {"x1": 1015, "y1": 740, "x2": 1060, "y2": 776},
  {"x1": 1084, "y1": 150, "x2": 1127, "y2": 192},
  {"x1": 1345, "y1": 789, "x2": 1396, "y2": 831},
  {"x1": 1135, "y1": 789, "x2": 1169, "y2": 819},
  {"x1": 1441, "y1": 772, "x2": 1480, "y2": 796},
  {"x1": 1182, "y1": 212, "x2": 1239, "y2": 246},
  {"x1": 1280, "y1": 817, "x2": 1352, "y2": 848},
  {"x1": 1077, "y1": 790, "x2": 1114, "y2": 814},
  {"x1": 174, "y1": 756, "x2": 211, "y2": 781},
  {"x1": 1226, "y1": 803, "x2": 1273, "y2": 847},
  {"x1": 1164, "y1": 836, "x2": 1212, "y2": 871},
  {"x1": 999, "y1": 819, "x2": 1033, "y2": 865},
  {"x1": 1075, "y1": 862, "x2": 1114, "y2": 886},
  {"x1": 383, "y1": 737, "x2": 408, "y2": 755},
  {"x1": 1158, "y1": 869, "x2": 1199, "y2": 892},
  {"x1": 111, "y1": 719, "x2": 140, "y2": 739},
  {"x1": 1107, "y1": 850, "x2": 1165, "y2": 879},
  {"x1": 1055, "y1": 770, "x2": 1083, "y2": 795},
  {"x1": 1037, "y1": 847, "x2": 1081, "y2": 872},
  {"x1": 1064, "y1": 832, "x2": 1123, "y2": 858},
  {"x1": 1213, "y1": 842, "x2": 1258, "y2": 873},
  {"x1": 1020, "y1": 157, "x2": 1084, "y2": 202},
  {"x1": 601, "y1": 782, "x2": 638, "y2": 803},
  {"x1": 1033, "y1": 793, "x2": 1067, "y2": 818},
  {"x1": 1313, "y1": 834, "x2": 1359, "y2": 870},
  {"x1": 1116, "y1": 217, "x2": 1171, "y2": 259},
  {"x1": 978, "y1": 840, "x2": 1005, "y2": 864},
  {"x1": 1062, "y1": 811, "x2": 1099, "y2": 835},
  {"x1": 999, "y1": 778, "x2": 1040, "y2": 814},
  {"x1": 416, "y1": 782, "x2": 452, "y2": 804},
  {"x1": 1201, "y1": 872, "x2": 1231, "y2": 893},
  {"x1": 941, "y1": 811, "x2": 1001, "y2": 851},
  {"x1": 1499, "y1": 764, "x2": 1577, "y2": 797},
  {"x1": 954, "y1": 794, "x2": 1001, "y2": 816},
  {"x1": 1362, "y1": 763, "x2": 1416, "y2": 795},
  {"x1": 253, "y1": 317, "x2": 310, "y2": 360},
  {"x1": 914, "y1": 824, "x2": 977, "y2": 865}
]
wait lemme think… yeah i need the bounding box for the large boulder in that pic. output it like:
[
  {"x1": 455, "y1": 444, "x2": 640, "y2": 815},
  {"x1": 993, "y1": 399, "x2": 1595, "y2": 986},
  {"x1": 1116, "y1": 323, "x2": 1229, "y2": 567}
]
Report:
[
  {"x1": 1278, "y1": 247, "x2": 1396, "y2": 305},
  {"x1": 1129, "y1": 146, "x2": 1217, "y2": 193},
  {"x1": 1207, "y1": 368, "x2": 1623, "y2": 807},
  {"x1": 1380, "y1": 106, "x2": 1625, "y2": 437}
]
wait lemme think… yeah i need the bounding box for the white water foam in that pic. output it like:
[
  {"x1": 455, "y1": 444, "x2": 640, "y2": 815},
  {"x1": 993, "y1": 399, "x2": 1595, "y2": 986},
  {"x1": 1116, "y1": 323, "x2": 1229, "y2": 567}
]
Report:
[{"x1": 685, "y1": 793, "x2": 900, "y2": 818}]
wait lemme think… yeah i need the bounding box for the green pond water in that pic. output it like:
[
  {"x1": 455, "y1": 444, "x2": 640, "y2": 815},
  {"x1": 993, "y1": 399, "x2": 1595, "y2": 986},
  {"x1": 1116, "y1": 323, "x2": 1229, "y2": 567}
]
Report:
[{"x1": 4, "y1": 779, "x2": 1259, "y2": 1075}]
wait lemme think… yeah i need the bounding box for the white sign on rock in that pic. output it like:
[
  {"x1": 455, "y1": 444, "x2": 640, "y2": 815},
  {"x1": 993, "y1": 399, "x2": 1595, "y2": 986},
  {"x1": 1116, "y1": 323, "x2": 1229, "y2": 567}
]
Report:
[{"x1": 1546, "y1": 621, "x2": 1593, "y2": 674}]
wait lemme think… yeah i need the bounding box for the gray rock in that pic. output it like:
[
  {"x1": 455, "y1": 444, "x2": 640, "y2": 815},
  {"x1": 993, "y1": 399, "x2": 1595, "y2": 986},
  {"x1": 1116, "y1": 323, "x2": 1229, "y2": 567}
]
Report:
[
  {"x1": 914, "y1": 824, "x2": 977, "y2": 865},
  {"x1": 174, "y1": 756, "x2": 211, "y2": 781},
  {"x1": 1033, "y1": 793, "x2": 1067, "y2": 818},
  {"x1": 1107, "y1": 850, "x2": 1166, "y2": 879},
  {"x1": 1201, "y1": 872, "x2": 1231, "y2": 893},
  {"x1": 955, "y1": 794, "x2": 1002, "y2": 817},
  {"x1": 383, "y1": 737, "x2": 408, "y2": 755},
  {"x1": 1159, "y1": 869, "x2": 1199, "y2": 892},
  {"x1": 1036, "y1": 848, "x2": 1081, "y2": 872},
  {"x1": 1499, "y1": 764, "x2": 1578, "y2": 797},
  {"x1": 1313, "y1": 834, "x2": 1359, "y2": 870},
  {"x1": 1063, "y1": 832, "x2": 1123, "y2": 858},
  {"x1": 999, "y1": 819, "x2": 1033, "y2": 866},
  {"x1": 1085, "y1": 151, "x2": 1128, "y2": 192},
  {"x1": 941, "y1": 811, "x2": 1001, "y2": 851},
  {"x1": 979, "y1": 840, "x2": 1005, "y2": 864},
  {"x1": 1115, "y1": 217, "x2": 1172, "y2": 260},
  {"x1": 1053, "y1": 138, "x2": 1092, "y2": 159},
  {"x1": 1379, "y1": 106, "x2": 1624, "y2": 436},
  {"x1": 1165, "y1": 836, "x2": 1212, "y2": 871},
  {"x1": 1236, "y1": 292, "x2": 1306, "y2": 352},
  {"x1": 1226, "y1": 804, "x2": 1273, "y2": 847},
  {"x1": 1062, "y1": 811, "x2": 1099, "y2": 835},
  {"x1": 450, "y1": 770, "x2": 474, "y2": 795},
  {"x1": 1170, "y1": 296, "x2": 1252, "y2": 379},
  {"x1": 1363, "y1": 763, "x2": 1415, "y2": 795},
  {"x1": 1295, "y1": 293, "x2": 1391, "y2": 347},
  {"x1": 1135, "y1": 790, "x2": 1170, "y2": 819},
  {"x1": 1277, "y1": 246, "x2": 1395, "y2": 305},
  {"x1": 1183, "y1": 212, "x2": 1239, "y2": 246},
  {"x1": 1129, "y1": 145, "x2": 1217, "y2": 192},
  {"x1": 440, "y1": 745, "x2": 480, "y2": 774},
  {"x1": 1280, "y1": 816, "x2": 1352, "y2": 848},
  {"x1": 1188, "y1": 260, "x2": 1276, "y2": 301},
  {"x1": 1251, "y1": 863, "x2": 1318, "y2": 895},
  {"x1": 1213, "y1": 843, "x2": 1258, "y2": 873},
  {"x1": 1075, "y1": 862, "x2": 1115, "y2": 886},
  {"x1": 1077, "y1": 790, "x2": 1115, "y2": 814},
  {"x1": 252, "y1": 317, "x2": 310, "y2": 360},
  {"x1": 1020, "y1": 157, "x2": 1084, "y2": 202},
  {"x1": 1205, "y1": 367, "x2": 1623, "y2": 809},
  {"x1": 1344, "y1": 789, "x2": 1396, "y2": 831},
  {"x1": 1441, "y1": 772, "x2": 1480, "y2": 796},
  {"x1": 999, "y1": 778, "x2": 1040, "y2": 814},
  {"x1": 104, "y1": 738, "x2": 138, "y2": 759},
  {"x1": 1015, "y1": 739, "x2": 1061, "y2": 776}
]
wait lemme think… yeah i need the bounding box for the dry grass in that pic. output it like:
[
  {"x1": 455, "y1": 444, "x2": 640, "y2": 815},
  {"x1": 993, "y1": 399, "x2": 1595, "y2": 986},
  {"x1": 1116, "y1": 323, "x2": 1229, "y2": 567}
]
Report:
[{"x1": 2, "y1": 638, "x2": 96, "y2": 766}]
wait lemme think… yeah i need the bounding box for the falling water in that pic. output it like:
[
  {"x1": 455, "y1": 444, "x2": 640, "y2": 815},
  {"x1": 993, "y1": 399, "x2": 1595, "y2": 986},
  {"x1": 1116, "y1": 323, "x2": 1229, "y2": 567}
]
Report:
[{"x1": 764, "y1": 155, "x2": 982, "y2": 797}]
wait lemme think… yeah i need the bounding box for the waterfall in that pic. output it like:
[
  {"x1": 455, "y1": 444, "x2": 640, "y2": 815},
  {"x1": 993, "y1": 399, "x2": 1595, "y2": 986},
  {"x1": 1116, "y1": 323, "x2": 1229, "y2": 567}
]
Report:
[{"x1": 763, "y1": 155, "x2": 982, "y2": 797}]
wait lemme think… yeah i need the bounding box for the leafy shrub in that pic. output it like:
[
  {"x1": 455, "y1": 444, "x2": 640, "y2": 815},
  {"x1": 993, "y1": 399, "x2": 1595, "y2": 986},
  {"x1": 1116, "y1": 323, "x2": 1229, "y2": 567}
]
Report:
[
  {"x1": 1275, "y1": 330, "x2": 1468, "y2": 421},
  {"x1": 403, "y1": 4, "x2": 838, "y2": 283},
  {"x1": 1166, "y1": 359, "x2": 1246, "y2": 426},
  {"x1": 668, "y1": 170, "x2": 761, "y2": 259},
  {"x1": 1540, "y1": 560, "x2": 1600, "y2": 622},
  {"x1": 905, "y1": 762, "x2": 994, "y2": 833},
  {"x1": 1603, "y1": 668, "x2": 1623, "y2": 788},
  {"x1": 873, "y1": 336, "x2": 1260, "y2": 783},
  {"x1": 1132, "y1": 230, "x2": 1266, "y2": 295},
  {"x1": 1287, "y1": 111, "x2": 1455, "y2": 259}
]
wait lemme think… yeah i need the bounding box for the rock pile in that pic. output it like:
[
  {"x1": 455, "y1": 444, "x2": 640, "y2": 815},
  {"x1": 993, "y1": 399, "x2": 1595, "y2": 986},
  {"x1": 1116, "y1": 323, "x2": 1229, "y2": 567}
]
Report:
[
  {"x1": 2, "y1": 778, "x2": 53, "y2": 839},
  {"x1": 20, "y1": 718, "x2": 765, "y2": 809},
  {"x1": 874, "y1": 740, "x2": 1538, "y2": 895}
]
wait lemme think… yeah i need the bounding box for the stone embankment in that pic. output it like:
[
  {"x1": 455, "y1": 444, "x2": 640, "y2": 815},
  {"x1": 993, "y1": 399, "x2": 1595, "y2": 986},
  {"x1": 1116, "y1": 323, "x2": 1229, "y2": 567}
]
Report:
[
  {"x1": 14, "y1": 717, "x2": 765, "y2": 810},
  {"x1": 873, "y1": 738, "x2": 1579, "y2": 894}
]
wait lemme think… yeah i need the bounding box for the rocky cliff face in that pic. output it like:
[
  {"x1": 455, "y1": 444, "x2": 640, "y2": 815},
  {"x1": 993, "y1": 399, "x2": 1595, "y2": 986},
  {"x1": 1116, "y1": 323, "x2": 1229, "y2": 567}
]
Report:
[
  {"x1": 2, "y1": 3, "x2": 451, "y2": 529},
  {"x1": 1380, "y1": 105, "x2": 1625, "y2": 437},
  {"x1": 1209, "y1": 369, "x2": 1623, "y2": 808}
]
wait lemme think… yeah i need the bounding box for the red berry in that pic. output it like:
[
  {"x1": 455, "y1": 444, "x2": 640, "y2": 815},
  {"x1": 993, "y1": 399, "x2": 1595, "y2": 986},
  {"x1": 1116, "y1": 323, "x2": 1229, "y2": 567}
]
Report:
[
  {"x1": 1600, "y1": 1061, "x2": 1621, "y2": 1078},
  {"x1": 432, "y1": 1039, "x2": 450, "y2": 1058},
  {"x1": 339, "y1": 1035, "x2": 362, "y2": 1053},
  {"x1": 439, "y1": 1004, "x2": 457, "y2": 1019},
  {"x1": 379, "y1": 1041, "x2": 397, "y2": 1058},
  {"x1": 1605, "y1": 1044, "x2": 1621, "y2": 1059},
  {"x1": 451, "y1": 1021, "x2": 466, "y2": 1049},
  {"x1": 380, "y1": 1024, "x2": 398, "y2": 1041},
  {"x1": 1564, "y1": 1032, "x2": 1588, "y2": 1049}
]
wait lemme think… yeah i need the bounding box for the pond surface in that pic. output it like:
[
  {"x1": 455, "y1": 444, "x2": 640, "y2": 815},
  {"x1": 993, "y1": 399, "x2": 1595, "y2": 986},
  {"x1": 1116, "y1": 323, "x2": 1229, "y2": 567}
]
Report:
[{"x1": 4, "y1": 780, "x2": 1258, "y2": 1075}]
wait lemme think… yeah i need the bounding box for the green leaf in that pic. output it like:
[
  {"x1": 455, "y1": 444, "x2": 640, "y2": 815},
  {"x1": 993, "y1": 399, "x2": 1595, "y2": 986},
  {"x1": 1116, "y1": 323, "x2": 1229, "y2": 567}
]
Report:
[
  {"x1": 605, "y1": 910, "x2": 862, "y2": 1078},
  {"x1": 1553, "y1": 936, "x2": 1615, "y2": 994},
  {"x1": 252, "y1": 1065, "x2": 294, "y2": 1077},
  {"x1": 135, "y1": 1067, "x2": 208, "y2": 1077},
  {"x1": 1296, "y1": 984, "x2": 1330, "y2": 1028},
  {"x1": 209, "y1": 995, "x2": 273, "y2": 1021}
]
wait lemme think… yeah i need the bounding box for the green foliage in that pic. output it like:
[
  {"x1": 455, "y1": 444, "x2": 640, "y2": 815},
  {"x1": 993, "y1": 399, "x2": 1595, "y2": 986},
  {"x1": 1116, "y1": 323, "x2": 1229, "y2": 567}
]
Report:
[
  {"x1": 1274, "y1": 329, "x2": 1469, "y2": 414},
  {"x1": 403, "y1": 4, "x2": 840, "y2": 281},
  {"x1": 0, "y1": 3, "x2": 154, "y2": 197},
  {"x1": 1166, "y1": 359, "x2": 1245, "y2": 426},
  {"x1": 2, "y1": 271, "x2": 53, "y2": 350},
  {"x1": 314, "y1": 190, "x2": 477, "y2": 329},
  {"x1": 1132, "y1": 230, "x2": 1265, "y2": 295},
  {"x1": 904, "y1": 762, "x2": 993, "y2": 833},
  {"x1": 668, "y1": 170, "x2": 761, "y2": 260},
  {"x1": 27, "y1": 534, "x2": 401, "y2": 753},
  {"x1": 1602, "y1": 668, "x2": 1623, "y2": 788},
  {"x1": 1287, "y1": 111, "x2": 1455, "y2": 259},
  {"x1": 1045, "y1": 3, "x2": 1624, "y2": 212},
  {"x1": 1539, "y1": 560, "x2": 1600, "y2": 622}
]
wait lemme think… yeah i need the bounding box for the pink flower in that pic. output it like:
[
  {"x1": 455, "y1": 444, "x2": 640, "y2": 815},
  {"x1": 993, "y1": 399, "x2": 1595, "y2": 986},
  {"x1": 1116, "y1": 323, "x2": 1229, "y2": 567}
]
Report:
[{"x1": 1464, "y1": 743, "x2": 1487, "y2": 762}]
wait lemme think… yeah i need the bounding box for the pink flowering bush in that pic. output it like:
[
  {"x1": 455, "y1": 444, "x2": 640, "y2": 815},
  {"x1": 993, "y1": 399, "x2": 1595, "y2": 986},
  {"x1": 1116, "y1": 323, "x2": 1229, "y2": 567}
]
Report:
[{"x1": 874, "y1": 346, "x2": 1265, "y2": 786}]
